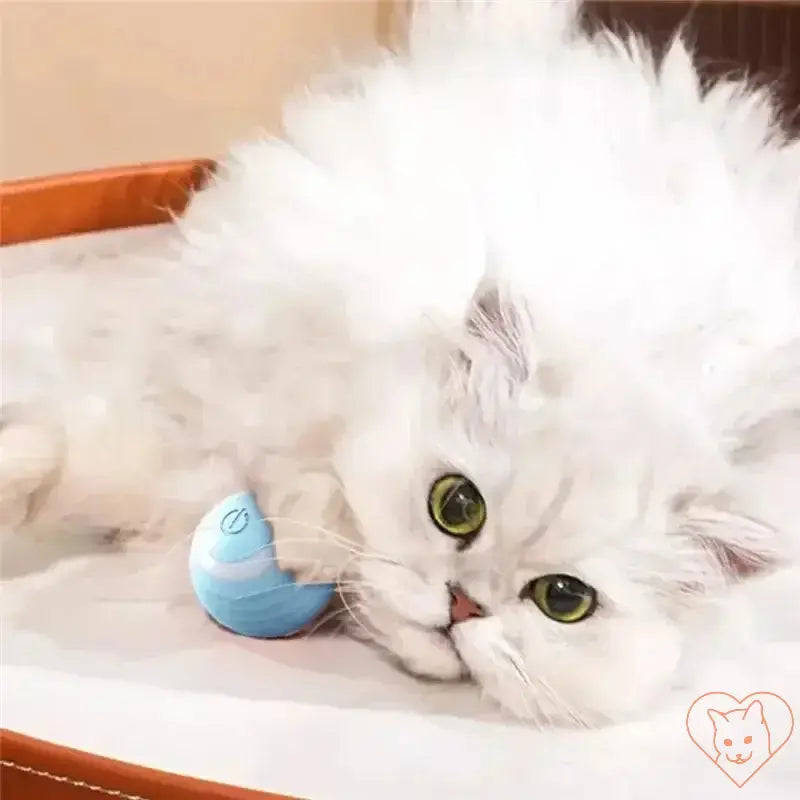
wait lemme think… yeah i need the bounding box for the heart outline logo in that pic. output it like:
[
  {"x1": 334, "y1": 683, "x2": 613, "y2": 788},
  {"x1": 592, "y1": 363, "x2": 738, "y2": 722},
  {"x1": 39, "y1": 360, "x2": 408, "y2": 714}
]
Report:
[{"x1": 685, "y1": 692, "x2": 794, "y2": 788}]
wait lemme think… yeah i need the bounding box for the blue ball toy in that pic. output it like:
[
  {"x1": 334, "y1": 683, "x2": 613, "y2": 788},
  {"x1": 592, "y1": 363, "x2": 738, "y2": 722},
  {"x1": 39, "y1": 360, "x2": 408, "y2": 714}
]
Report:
[{"x1": 189, "y1": 491, "x2": 336, "y2": 638}]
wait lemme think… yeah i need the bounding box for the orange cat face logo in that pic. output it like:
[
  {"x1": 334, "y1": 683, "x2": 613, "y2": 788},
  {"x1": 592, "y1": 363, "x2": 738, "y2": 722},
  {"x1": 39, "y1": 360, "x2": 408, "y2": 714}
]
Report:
[{"x1": 686, "y1": 692, "x2": 794, "y2": 787}]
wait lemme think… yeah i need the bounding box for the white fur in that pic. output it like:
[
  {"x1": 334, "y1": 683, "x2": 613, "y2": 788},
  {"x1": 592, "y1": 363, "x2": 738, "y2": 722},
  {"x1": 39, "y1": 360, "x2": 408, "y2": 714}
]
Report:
[{"x1": 2, "y1": 0, "x2": 799, "y2": 725}]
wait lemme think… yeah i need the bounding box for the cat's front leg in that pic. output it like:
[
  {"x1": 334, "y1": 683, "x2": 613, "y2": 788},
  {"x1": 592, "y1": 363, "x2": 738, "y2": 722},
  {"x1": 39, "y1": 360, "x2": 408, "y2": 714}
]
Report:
[{"x1": 251, "y1": 466, "x2": 360, "y2": 585}]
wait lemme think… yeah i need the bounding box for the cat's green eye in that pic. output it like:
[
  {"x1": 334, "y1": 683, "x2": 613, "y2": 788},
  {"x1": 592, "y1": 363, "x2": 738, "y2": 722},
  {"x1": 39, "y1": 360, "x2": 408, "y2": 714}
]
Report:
[
  {"x1": 521, "y1": 574, "x2": 597, "y2": 623},
  {"x1": 428, "y1": 474, "x2": 486, "y2": 542}
]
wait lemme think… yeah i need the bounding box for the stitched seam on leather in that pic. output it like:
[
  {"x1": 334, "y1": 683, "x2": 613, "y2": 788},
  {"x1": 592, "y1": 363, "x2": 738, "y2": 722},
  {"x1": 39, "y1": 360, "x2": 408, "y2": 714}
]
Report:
[{"x1": 1, "y1": 759, "x2": 150, "y2": 800}]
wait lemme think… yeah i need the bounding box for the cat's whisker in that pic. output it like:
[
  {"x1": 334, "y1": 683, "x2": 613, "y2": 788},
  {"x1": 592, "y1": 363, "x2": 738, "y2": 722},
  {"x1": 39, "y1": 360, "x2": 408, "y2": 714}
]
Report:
[
  {"x1": 302, "y1": 605, "x2": 351, "y2": 637},
  {"x1": 257, "y1": 516, "x2": 369, "y2": 553},
  {"x1": 339, "y1": 590, "x2": 376, "y2": 642},
  {"x1": 495, "y1": 643, "x2": 543, "y2": 726},
  {"x1": 256, "y1": 515, "x2": 404, "y2": 570},
  {"x1": 536, "y1": 674, "x2": 588, "y2": 729},
  {"x1": 333, "y1": 580, "x2": 374, "y2": 591},
  {"x1": 536, "y1": 679, "x2": 569, "y2": 728},
  {"x1": 334, "y1": 562, "x2": 378, "y2": 642},
  {"x1": 492, "y1": 636, "x2": 579, "y2": 730},
  {"x1": 179, "y1": 508, "x2": 364, "y2": 558},
  {"x1": 121, "y1": 522, "x2": 343, "y2": 564},
  {"x1": 260, "y1": 516, "x2": 401, "y2": 564},
  {"x1": 301, "y1": 553, "x2": 378, "y2": 639},
  {"x1": 145, "y1": 530, "x2": 378, "y2": 585}
]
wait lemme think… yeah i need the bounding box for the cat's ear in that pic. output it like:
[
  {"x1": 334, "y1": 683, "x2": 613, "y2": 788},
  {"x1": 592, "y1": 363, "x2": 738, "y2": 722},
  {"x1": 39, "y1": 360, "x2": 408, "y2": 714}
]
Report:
[
  {"x1": 671, "y1": 490, "x2": 785, "y2": 591},
  {"x1": 743, "y1": 701, "x2": 765, "y2": 724},
  {"x1": 707, "y1": 709, "x2": 727, "y2": 728},
  {"x1": 462, "y1": 282, "x2": 541, "y2": 385}
]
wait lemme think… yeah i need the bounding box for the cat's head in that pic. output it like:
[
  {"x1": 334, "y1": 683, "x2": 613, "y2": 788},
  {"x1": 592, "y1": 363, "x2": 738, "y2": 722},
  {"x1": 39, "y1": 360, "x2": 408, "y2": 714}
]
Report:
[
  {"x1": 314, "y1": 0, "x2": 796, "y2": 726},
  {"x1": 334, "y1": 286, "x2": 784, "y2": 726},
  {"x1": 709, "y1": 702, "x2": 771, "y2": 763}
]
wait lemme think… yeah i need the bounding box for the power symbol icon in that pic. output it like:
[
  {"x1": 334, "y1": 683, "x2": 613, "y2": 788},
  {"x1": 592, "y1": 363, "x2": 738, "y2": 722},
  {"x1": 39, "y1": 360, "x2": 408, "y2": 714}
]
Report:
[{"x1": 220, "y1": 507, "x2": 249, "y2": 535}]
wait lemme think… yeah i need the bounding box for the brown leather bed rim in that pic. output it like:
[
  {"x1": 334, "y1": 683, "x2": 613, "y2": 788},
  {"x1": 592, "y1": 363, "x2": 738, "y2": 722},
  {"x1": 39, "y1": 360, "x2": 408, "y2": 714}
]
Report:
[
  {"x1": 0, "y1": 158, "x2": 216, "y2": 246},
  {"x1": 0, "y1": 729, "x2": 300, "y2": 800}
]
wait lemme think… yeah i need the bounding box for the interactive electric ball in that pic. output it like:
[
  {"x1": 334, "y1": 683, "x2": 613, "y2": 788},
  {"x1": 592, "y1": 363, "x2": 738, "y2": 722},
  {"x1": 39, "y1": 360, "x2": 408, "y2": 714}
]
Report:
[{"x1": 189, "y1": 492, "x2": 335, "y2": 638}]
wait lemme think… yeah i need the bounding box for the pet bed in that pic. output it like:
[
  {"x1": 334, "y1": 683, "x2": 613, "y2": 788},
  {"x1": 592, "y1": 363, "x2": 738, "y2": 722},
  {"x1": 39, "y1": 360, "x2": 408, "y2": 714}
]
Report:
[{"x1": 2, "y1": 162, "x2": 799, "y2": 800}]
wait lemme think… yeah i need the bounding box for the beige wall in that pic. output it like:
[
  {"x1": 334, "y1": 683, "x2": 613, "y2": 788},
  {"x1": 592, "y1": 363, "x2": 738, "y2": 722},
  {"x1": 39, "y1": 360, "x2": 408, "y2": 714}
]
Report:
[{"x1": 1, "y1": 1, "x2": 395, "y2": 181}]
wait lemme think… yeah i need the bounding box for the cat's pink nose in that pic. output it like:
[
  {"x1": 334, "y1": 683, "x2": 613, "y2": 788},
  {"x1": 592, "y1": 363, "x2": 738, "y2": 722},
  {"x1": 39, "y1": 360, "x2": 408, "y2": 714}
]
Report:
[{"x1": 448, "y1": 584, "x2": 486, "y2": 625}]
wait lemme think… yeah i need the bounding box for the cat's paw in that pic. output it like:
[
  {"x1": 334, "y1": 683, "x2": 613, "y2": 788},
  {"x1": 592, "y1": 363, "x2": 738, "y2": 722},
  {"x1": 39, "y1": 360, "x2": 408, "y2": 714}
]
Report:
[
  {"x1": 252, "y1": 469, "x2": 358, "y2": 583},
  {"x1": 270, "y1": 519, "x2": 352, "y2": 586},
  {"x1": 390, "y1": 626, "x2": 466, "y2": 682},
  {"x1": 353, "y1": 599, "x2": 466, "y2": 681}
]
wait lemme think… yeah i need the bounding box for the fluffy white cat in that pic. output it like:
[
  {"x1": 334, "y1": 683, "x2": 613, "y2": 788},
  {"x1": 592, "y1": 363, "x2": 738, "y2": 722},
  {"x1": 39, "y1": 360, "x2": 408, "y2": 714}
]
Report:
[{"x1": 2, "y1": 0, "x2": 799, "y2": 726}]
